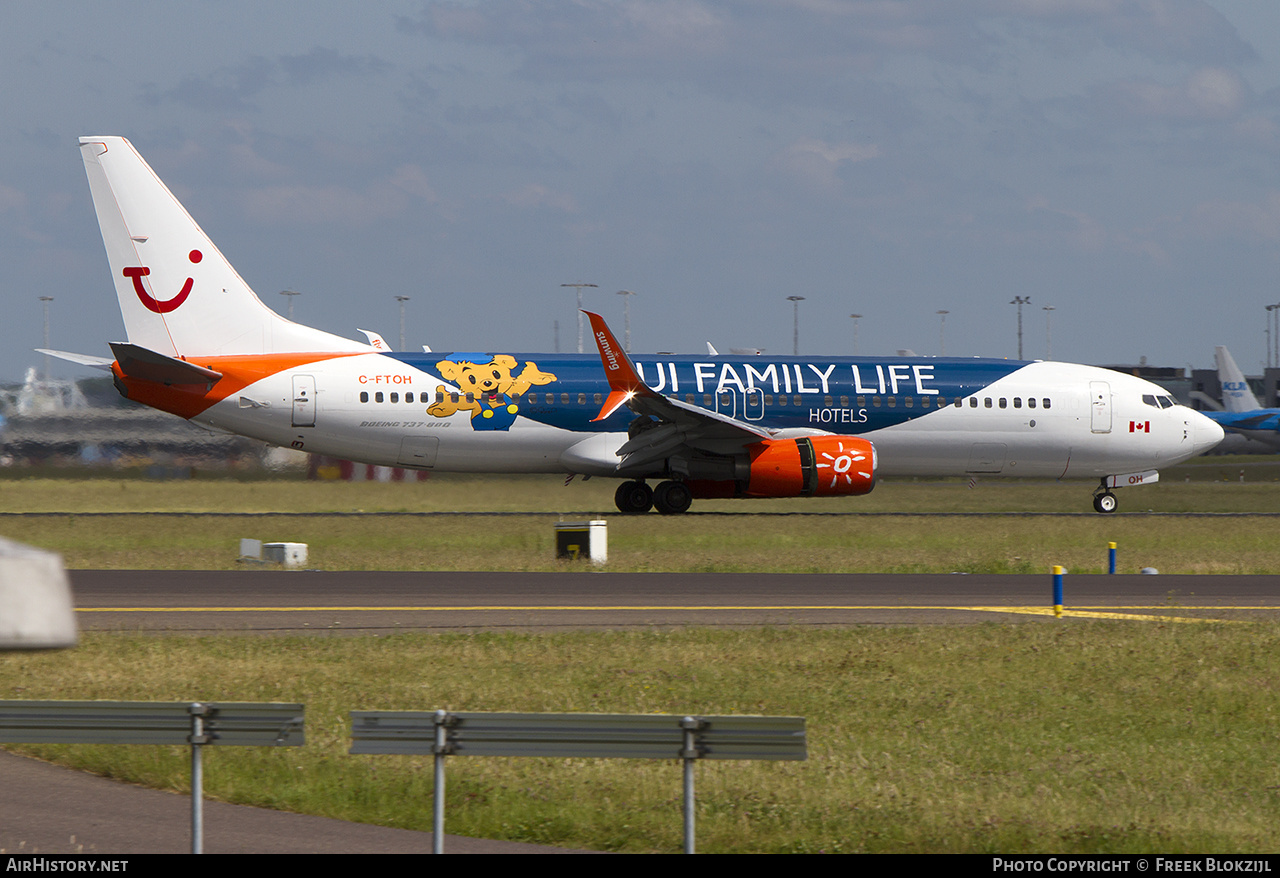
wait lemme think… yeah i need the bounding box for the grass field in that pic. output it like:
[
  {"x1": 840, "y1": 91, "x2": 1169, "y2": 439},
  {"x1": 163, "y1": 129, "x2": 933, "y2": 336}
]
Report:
[
  {"x1": 0, "y1": 465, "x2": 1278, "y2": 572},
  {"x1": 4, "y1": 624, "x2": 1279, "y2": 854},
  {"x1": 2, "y1": 466, "x2": 1279, "y2": 852}
]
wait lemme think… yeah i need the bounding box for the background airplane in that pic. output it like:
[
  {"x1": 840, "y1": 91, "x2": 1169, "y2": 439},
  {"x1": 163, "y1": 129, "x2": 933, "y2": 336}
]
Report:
[
  {"x1": 1204, "y1": 345, "x2": 1280, "y2": 450},
  {"x1": 48, "y1": 137, "x2": 1224, "y2": 515}
]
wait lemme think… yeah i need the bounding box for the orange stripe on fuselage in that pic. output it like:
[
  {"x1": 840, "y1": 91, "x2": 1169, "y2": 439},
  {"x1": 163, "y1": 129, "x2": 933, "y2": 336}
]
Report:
[{"x1": 113, "y1": 352, "x2": 366, "y2": 419}]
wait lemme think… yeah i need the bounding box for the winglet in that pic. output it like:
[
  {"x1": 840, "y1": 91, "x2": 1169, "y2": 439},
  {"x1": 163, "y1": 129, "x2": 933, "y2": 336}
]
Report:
[{"x1": 584, "y1": 310, "x2": 652, "y2": 422}]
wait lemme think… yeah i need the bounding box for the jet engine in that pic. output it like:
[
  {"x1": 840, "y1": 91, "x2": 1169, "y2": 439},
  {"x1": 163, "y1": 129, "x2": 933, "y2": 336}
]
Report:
[{"x1": 687, "y1": 435, "x2": 877, "y2": 499}]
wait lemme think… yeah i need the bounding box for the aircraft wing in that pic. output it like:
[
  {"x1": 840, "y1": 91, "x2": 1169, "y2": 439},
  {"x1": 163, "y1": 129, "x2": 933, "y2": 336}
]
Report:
[
  {"x1": 583, "y1": 311, "x2": 775, "y2": 473},
  {"x1": 36, "y1": 349, "x2": 115, "y2": 372}
]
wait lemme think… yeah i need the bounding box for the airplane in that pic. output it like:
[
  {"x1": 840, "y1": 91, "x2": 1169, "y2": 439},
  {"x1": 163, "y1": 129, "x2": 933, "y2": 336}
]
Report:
[
  {"x1": 1204, "y1": 345, "x2": 1280, "y2": 449},
  {"x1": 50, "y1": 136, "x2": 1224, "y2": 515}
]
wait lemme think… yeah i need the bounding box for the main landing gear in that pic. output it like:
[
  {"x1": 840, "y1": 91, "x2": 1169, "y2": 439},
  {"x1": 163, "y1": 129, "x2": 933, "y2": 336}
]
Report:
[
  {"x1": 1092, "y1": 479, "x2": 1118, "y2": 514},
  {"x1": 614, "y1": 480, "x2": 693, "y2": 515}
]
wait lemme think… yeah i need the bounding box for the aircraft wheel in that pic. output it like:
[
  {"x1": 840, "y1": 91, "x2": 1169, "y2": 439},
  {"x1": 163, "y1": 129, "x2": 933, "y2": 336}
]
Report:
[
  {"x1": 614, "y1": 480, "x2": 653, "y2": 514},
  {"x1": 653, "y1": 480, "x2": 693, "y2": 515},
  {"x1": 1093, "y1": 492, "x2": 1118, "y2": 514}
]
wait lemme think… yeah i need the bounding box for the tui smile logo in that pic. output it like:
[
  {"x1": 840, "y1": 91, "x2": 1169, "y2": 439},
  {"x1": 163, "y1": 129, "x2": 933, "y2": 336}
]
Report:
[{"x1": 123, "y1": 249, "x2": 202, "y2": 313}]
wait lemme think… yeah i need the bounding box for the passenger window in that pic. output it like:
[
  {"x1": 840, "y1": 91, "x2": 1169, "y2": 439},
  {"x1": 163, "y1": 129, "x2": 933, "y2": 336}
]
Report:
[
  {"x1": 793, "y1": 396, "x2": 802, "y2": 406},
  {"x1": 999, "y1": 398, "x2": 1007, "y2": 409},
  {"x1": 765, "y1": 395, "x2": 774, "y2": 405},
  {"x1": 561, "y1": 393, "x2": 570, "y2": 404},
  {"x1": 984, "y1": 398, "x2": 992, "y2": 408},
  {"x1": 376, "y1": 392, "x2": 384, "y2": 403},
  {"x1": 546, "y1": 393, "x2": 554, "y2": 404},
  {"x1": 904, "y1": 396, "x2": 913, "y2": 408},
  {"x1": 857, "y1": 396, "x2": 866, "y2": 407},
  {"x1": 779, "y1": 395, "x2": 788, "y2": 407},
  {"x1": 390, "y1": 392, "x2": 399, "y2": 403},
  {"x1": 1043, "y1": 398, "x2": 1051, "y2": 409},
  {"x1": 1013, "y1": 398, "x2": 1021, "y2": 409},
  {"x1": 969, "y1": 398, "x2": 977, "y2": 408},
  {"x1": 887, "y1": 396, "x2": 896, "y2": 408},
  {"x1": 839, "y1": 396, "x2": 848, "y2": 407},
  {"x1": 873, "y1": 396, "x2": 881, "y2": 408},
  {"x1": 450, "y1": 392, "x2": 459, "y2": 403},
  {"x1": 405, "y1": 392, "x2": 414, "y2": 404},
  {"x1": 1028, "y1": 398, "x2": 1036, "y2": 409},
  {"x1": 594, "y1": 393, "x2": 602, "y2": 404},
  {"x1": 360, "y1": 392, "x2": 369, "y2": 403},
  {"x1": 954, "y1": 398, "x2": 962, "y2": 407}
]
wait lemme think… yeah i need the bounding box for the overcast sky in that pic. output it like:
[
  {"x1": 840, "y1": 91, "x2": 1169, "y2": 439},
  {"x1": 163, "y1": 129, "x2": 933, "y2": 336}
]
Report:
[{"x1": 4, "y1": 0, "x2": 1280, "y2": 384}]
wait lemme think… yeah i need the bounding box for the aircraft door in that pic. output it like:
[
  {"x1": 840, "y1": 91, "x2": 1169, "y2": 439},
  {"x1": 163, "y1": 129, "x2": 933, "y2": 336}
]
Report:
[
  {"x1": 966, "y1": 443, "x2": 1007, "y2": 473},
  {"x1": 1089, "y1": 381, "x2": 1112, "y2": 434},
  {"x1": 716, "y1": 388, "x2": 765, "y2": 421},
  {"x1": 397, "y1": 436, "x2": 439, "y2": 468},
  {"x1": 292, "y1": 375, "x2": 316, "y2": 427}
]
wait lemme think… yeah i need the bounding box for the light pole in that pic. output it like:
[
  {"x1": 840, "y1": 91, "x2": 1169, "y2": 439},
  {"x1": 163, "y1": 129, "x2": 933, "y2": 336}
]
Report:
[
  {"x1": 39, "y1": 296, "x2": 53, "y2": 383},
  {"x1": 279, "y1": 289, "x2": 301, "y2": 321},
  {"x1": 561, "y1": 283, "x2": 598, "y2": 353},
  {"x1": 1269, "y1": 305, "x2": 1276, "y2": 370},
  {"x1": 787, "y1": 296, "x2": 805, "y2": 356},
  {"x1": 395, "y1": 295, "x2": 410, "y2": 352},
  {"x1": 616, "y1": 290, "x2": 636, "y2": 353},
  {"x1": 936, "y1": 310, "x2": 949, "y2": 356},
  {"x1": 1043, "y1": 305, "x2": 1055, "y2": 360},
  {"x1": 849, "y1": 314, "x2": 862, "y2": 356},
  {"x1": 1010, "y1": 296, "x2": 1031, "y2": 360},
  {"x1": 1269, "y1": 302, "x2": 1280, "y2": 370}
]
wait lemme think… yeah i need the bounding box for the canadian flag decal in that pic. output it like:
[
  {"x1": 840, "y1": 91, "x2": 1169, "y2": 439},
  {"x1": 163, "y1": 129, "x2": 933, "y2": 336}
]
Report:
[{"x1": 1130, "y1": 421, "x2": 1150, "y2": 433}]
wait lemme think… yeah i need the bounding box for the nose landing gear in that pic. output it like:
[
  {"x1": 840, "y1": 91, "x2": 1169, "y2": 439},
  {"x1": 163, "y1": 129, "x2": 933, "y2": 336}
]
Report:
[{"x1": 1092, "y1": 488, "x2": 1118, "y2": 514}]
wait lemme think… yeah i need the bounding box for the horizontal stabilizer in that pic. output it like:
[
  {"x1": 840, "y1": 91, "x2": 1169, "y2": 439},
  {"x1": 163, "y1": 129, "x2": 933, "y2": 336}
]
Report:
[
  {"x1": 109, "y1": 342, "x2": 222, "y2": 387},
  {"x1": 36, "y1": 349, "x2": 114, "y2": 372}
]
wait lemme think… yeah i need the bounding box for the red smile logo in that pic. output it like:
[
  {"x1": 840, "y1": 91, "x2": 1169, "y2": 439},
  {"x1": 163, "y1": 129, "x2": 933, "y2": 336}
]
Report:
[{"x1": 123, "y1": 250, "x2": 202, "y2": 313}]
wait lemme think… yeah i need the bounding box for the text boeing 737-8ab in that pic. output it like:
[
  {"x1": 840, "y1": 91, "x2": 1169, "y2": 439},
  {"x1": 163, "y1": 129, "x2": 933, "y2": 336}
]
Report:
[{"x1": 47, "y1": 137, "x2": 1223, "y2": 514}]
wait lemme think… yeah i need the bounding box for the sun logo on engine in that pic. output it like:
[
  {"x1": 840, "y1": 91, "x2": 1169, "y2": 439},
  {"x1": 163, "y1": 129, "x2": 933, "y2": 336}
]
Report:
[{"x1": 815, "y1": 440, "x2": 871, "y2": 489}]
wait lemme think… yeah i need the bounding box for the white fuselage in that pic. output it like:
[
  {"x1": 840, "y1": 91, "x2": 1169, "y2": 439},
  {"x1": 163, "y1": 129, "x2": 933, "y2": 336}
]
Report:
[{"x1": 188, "y1": 353, "x2": 1222, "y2": 482}]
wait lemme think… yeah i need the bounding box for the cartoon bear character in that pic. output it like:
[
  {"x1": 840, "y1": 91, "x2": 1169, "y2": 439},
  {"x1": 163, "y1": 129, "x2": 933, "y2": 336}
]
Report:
[{"x1": 427, "y1": 354, "x2": 557, "y2": 431}]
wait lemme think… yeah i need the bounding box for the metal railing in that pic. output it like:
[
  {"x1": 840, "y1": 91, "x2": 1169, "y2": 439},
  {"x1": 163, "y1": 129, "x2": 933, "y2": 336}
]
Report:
[
  {"x1": 0, "y1": 700, "x2": 304, "y2": 854},
  {"x1": 350, "y1": 710, "x2": 806, "y2": 853}
]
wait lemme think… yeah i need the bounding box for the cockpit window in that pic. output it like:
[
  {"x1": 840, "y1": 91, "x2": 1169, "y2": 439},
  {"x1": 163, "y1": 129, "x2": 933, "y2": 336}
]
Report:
[{"x1": 1144, "y1": 394, "x2": 1178, "y2": 409}]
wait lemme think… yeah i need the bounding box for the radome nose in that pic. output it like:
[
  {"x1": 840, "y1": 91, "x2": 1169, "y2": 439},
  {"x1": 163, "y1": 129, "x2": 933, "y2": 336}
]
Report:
[{"x1": 1191, "y1": 409, "x2": 1225, "y2": 456}]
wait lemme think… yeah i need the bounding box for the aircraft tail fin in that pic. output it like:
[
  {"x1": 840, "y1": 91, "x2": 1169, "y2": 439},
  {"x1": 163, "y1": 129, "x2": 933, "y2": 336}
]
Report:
[
  {"x1": 1214, "y1": 345, "x2": 1262, "y2": 412},
  {"x1": 78, "y1": 137, "x2": 368, "y2": 359}
]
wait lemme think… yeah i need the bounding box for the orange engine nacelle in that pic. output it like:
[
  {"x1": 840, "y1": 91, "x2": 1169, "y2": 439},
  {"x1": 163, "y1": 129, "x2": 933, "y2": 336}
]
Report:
[{"x1": 744, "y1": 435, "x2": 876, "y2": 497}]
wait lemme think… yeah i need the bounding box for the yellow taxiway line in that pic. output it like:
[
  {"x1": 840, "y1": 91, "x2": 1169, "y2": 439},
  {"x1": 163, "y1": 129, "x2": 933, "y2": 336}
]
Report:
[{"x1": 75, "y1": 604, "x2": 1265, "y2": 624}]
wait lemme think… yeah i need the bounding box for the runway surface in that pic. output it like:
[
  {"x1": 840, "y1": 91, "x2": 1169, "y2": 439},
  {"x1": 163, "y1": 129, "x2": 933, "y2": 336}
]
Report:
[{"x1": 70, "y1": 570, "x2": 1280, "y2": 632}]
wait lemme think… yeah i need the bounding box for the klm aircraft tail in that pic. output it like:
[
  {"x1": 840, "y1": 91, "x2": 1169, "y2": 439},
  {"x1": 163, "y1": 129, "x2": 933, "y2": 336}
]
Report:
[
  {"x1": 78, "y1": 137, "x2": 367, "y2": 359},
  {"x1": 1214, "y1": 345, "x2": 1262, "y2": 412}
]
